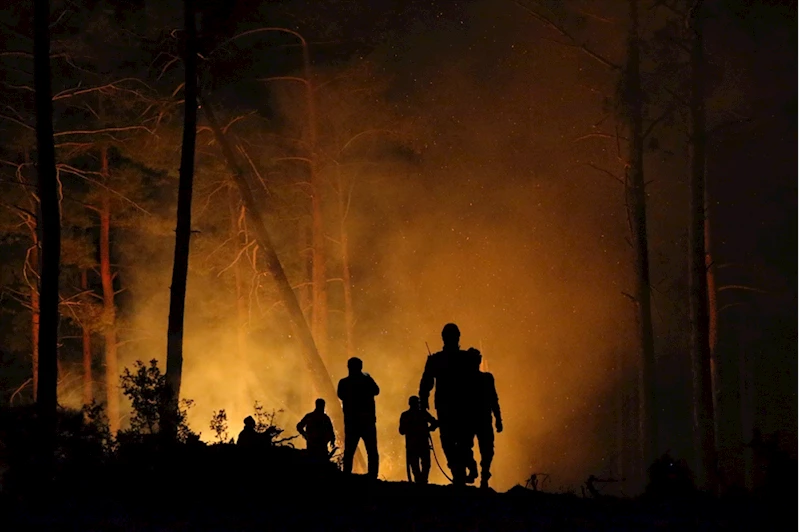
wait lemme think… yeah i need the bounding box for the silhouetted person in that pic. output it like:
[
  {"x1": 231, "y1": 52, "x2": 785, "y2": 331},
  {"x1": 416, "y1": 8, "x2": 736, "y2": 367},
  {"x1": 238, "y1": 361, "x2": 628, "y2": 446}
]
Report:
[
  {"x1": 399, "y1": 395, "x2": 439, "y2": 484},
  {"x1": 470, "y1": 361, "x2": 503, "y2": 489},
  {"x1": 297, "y1": 398, "x2": 336, "y2": 461},
  {"x1": 337, "y1": 357, "x2": 380, "y2": 479},
  {"x1": 419, "y1": 323, "x2": 481, "y2": 485},
  {"x1": 237, "y1": 416, "x2": 259, "y2": 448}
]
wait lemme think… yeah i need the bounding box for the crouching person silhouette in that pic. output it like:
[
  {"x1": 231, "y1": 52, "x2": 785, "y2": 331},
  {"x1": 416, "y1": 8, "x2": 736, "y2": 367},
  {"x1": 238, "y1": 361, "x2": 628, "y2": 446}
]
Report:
[
  {"x1": 337, "y1": 357, "x2": 380, "y2": 479},
  {"x1": 399, "y1": 395, "x2": 439, "y2": 484},
  {"x1": 237, "y1": 416, "x2": 259, "y2": 448},
  {"x1": 297, "y1": 398, "x2": 336, "y2": 462}
]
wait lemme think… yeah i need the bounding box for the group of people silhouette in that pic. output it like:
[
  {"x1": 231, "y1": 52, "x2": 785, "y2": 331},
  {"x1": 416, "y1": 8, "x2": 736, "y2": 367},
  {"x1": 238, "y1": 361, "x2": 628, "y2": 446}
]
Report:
[{"x1": 237, "y1": 323, "x2": 503, "y2": 489}]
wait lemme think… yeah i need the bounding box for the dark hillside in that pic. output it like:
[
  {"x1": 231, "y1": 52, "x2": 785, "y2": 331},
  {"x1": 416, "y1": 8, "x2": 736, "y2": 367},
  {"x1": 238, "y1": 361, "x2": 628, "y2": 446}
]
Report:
[{"x1": 3, "y1": 445, "x2": 789, "y2": 531}]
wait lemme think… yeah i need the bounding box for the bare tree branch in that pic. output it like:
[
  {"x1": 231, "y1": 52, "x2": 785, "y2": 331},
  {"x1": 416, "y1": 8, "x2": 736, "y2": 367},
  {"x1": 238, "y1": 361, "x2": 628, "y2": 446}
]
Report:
[{"x1": 513, "y1": 1, "x2": 620, "y2": 70}]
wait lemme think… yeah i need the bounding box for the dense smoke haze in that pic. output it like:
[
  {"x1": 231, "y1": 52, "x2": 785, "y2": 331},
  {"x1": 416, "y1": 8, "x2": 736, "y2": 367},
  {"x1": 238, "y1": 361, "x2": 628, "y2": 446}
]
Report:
[
  {"x1": 0, "y1": 0, "x2": 794, "y2": 495},
  {"x1": 102, "y1": 2, "x2": 642, "y2": 491}
]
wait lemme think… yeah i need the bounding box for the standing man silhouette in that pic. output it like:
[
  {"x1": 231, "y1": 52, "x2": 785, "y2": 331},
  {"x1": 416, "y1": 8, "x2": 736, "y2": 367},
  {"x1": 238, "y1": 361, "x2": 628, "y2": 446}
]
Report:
[
  {"x1": 337, "y1": 357, "x2": 380, "y2": 479},
  {"x1": 419, "y1": 323, "x2": 481, "y2": 485},
  {"x1": 470, "y1": 359, "x2": 503, "y2": 488},
  {"x1": 296, "y1": 398, "x2": 336, "y2": 462},
  {"x1": 399, "y1": 395, "x2": 439, "y2": 484}
]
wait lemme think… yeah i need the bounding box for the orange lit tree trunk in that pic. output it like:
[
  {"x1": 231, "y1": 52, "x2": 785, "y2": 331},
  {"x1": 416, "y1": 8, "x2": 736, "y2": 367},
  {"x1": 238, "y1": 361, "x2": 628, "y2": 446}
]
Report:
[
  {"x1": 615, "y1": 350, "x2": 628, "y2": 480},
  {"x1": 228, "y1": 185, "x2": 248, "y2": 360},
  {"x1": 28, "y1": 225, "x2": 41, "y2": 401},
  {"x1": 304, "y1": 58, "x2": 328, "y2": 364},
  {"x1": 310, "y1": 186, "x2": 328, "y2": 361},
  {"x1": 336, "y1": 170, "x2": 355, "y2": 359},
  {"x1": 33, "y1": 0, "x2": 60, "y2": 484},
  {"x1": 687, "y1": 2, "x2": 717, "y2": 493},
  {"x1": 298, "y1": 222, "x2": 312, "y2": 319},
  {"x1": 705, "y1": 186, "x2": 720, "y2": 461},
  {"x1": 81, "y1": 268, "x2": 93, "y2": 405},
  {"x1": 164, "y1": 0, "x2": 198, "y2": 435},
  {"x1": 99, "y1": 149, "x2": 120, "y2": 432},
  {"x1": 626, "y1": 0, "x2": 657, "y2": 481}
]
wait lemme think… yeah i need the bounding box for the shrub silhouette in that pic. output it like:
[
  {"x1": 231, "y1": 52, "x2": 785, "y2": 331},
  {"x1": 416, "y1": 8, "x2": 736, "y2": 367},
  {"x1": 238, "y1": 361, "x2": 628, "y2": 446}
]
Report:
[{"x1": 119, "y1": 359, "x2": 195, "y2": 443}]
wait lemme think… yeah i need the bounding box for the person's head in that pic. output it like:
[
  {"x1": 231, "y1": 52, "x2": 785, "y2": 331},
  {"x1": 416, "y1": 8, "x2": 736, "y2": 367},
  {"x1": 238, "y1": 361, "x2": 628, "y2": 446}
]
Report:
[
  {"x1": 408, "y1": 395, "x2": 420, "y2": 409},
  {"x1": 243, "y1": 416, "x2": 255, "y2": 428},
  {"x1": 315, "y1": 398, "x2": 326, "y2": 412},
  {"x1": 470, "y1": 355, "x2": 482, "y2": 372},
  {"x1": 347, "y1": 357, "x2": 363, "y2": 375},
  {"x1": 441, "y1": 323, "x2": 460, "y2": 348}
]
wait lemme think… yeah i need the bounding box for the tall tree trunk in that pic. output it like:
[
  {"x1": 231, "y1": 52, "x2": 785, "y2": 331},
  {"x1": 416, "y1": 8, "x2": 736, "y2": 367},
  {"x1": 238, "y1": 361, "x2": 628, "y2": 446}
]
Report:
[
  {"x1": 33, "y1": 0, "x2": 60, "y2": 486},
  {"x1": 228, "y1": 186, "x2": 248, "y2": 360},
  {"x1": 738, "y1": 320, "x2": 754, "y2": 490},
  {"x1": 337, "y1": 172, "x2": 355, "y2": 359},
  {"x1": 298, "y1": 222, "x2": 312, "y2": 320},
  {"x1": 81, "y1": 269, "x2": 92, "y2": 406},
  {"x1": 311, "y1": 188, "x2": 328, "y2": 360},
  {"x1": 688, "y1": 3, "x2": 718, "y2": 493},
  {"x1": 627, "y1": 0, "x2": 657, "y2": 481},
  {"x1": 616, "y1": 350, "x2": 626, "y2": 480},
  {"x1": 200, "y1": 96, "x2": 346, "y2": 438},
  {"x1": 705, "y1": 185, "x2": 721, "y2": 464},
  {"x1": 302, "y1": 50, "x2": 328, "y2": 363},
  {"x1": 29, "y1": 234, "x2": 41, "y2": 401},
  {"x1": 165, "y1": 0, "x2": 198, "y2": 433},
  {"x1": 100, "y1": 149, "x2": 120, "y2": 432}
]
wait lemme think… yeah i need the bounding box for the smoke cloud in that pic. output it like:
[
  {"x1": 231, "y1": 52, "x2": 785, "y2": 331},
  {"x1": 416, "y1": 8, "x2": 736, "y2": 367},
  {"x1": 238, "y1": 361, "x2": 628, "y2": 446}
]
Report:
[{"x1": 113, "y1": 1, "x2": 648, "y2": 492}]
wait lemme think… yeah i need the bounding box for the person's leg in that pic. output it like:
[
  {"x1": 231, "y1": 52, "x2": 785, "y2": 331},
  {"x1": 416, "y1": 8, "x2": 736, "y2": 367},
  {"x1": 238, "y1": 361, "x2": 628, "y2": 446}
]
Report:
[
  {"x1": 409, "y1": 447, "x2": 422, "y2": 483},
  {"x1": 478, "y1": 425, "x2": 495, "y2": 488},
  {"x1": 420, "y1": 446, "x2": 431, "y2": 484},
  {"x1": 457, "y1": 419, "x2": 477, "y2": 483},
  {"x1": 308, "y1": 440, "x2": 324, "y2": 461},
  {"x1": 342, "y1": 426, "x2": 359, "y2": 474},
  {"x1": 363, "y1": 423, "x2": 379, "y2": 479},
  {"x1": 438, "y1": 419, "x2": 465, "y2": 484}
]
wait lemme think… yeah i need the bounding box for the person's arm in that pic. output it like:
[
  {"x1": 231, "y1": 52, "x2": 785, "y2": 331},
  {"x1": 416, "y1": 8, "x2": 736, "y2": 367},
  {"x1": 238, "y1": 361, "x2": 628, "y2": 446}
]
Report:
[
  {"x1": 296, "y1": 415, "x2": 308, "y2": 437},
  {"x1": 399, "y1": 412, "x2": 407, "y2": 435},
  {"x1": 426, "y1": 411, "x2": 439, "y2": 432},
  {"x1": 326, "y1": 416, "x2": 335, "y2": 445},
  {"x1": 418, "y1": 356, "x2": 435, "y2": 410},
  {"x1": 369, "y1": 374, "x2": 380, "y2": 396},
  {"x1": 337, "y1": 378, "x2": 345, "y2": 401},
  {"x1": 487, "y1": 374, "x2": 502, "y2": 432}
]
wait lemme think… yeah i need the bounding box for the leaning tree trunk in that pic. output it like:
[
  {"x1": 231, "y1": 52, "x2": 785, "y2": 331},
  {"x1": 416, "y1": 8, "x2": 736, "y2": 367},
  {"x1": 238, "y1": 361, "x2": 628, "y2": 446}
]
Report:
[
  {"x1": 33, "y1": 0, "x2": 60, "y2": 487},
  {"x1": 81, "y1": 269, "x2": 92, "y2": 406},
  {"x1": 200, "y1": 96, "x2": 346, "y2": 436},
  {"x1": 688, "y1": 4, "x2": 718, "y2": 493},
  {"x1": 626, "y1": 0, "x2": 657, "y2": 483},
  {"x1": 164, "y1": 0, "x2": 198, "y2": 436},
  {"x1": 100, "y1": 149, "x2": 120, "y2": 432}
]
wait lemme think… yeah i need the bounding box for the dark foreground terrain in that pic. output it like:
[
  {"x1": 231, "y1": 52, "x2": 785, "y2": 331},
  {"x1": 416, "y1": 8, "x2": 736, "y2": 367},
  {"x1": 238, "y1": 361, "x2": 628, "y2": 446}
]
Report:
[{"x1": 2, "y1": 445, "x2": 792, "y2": 531}]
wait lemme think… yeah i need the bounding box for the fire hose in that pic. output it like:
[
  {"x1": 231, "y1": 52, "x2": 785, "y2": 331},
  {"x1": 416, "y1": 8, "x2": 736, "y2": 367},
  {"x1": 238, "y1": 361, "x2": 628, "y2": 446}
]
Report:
[
  {"x1": 429, "y1": 432, "x2": 453, "y2": 483},
  {"x1": 406, "y1": 433, "x2": 453, "y2": 484}
]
